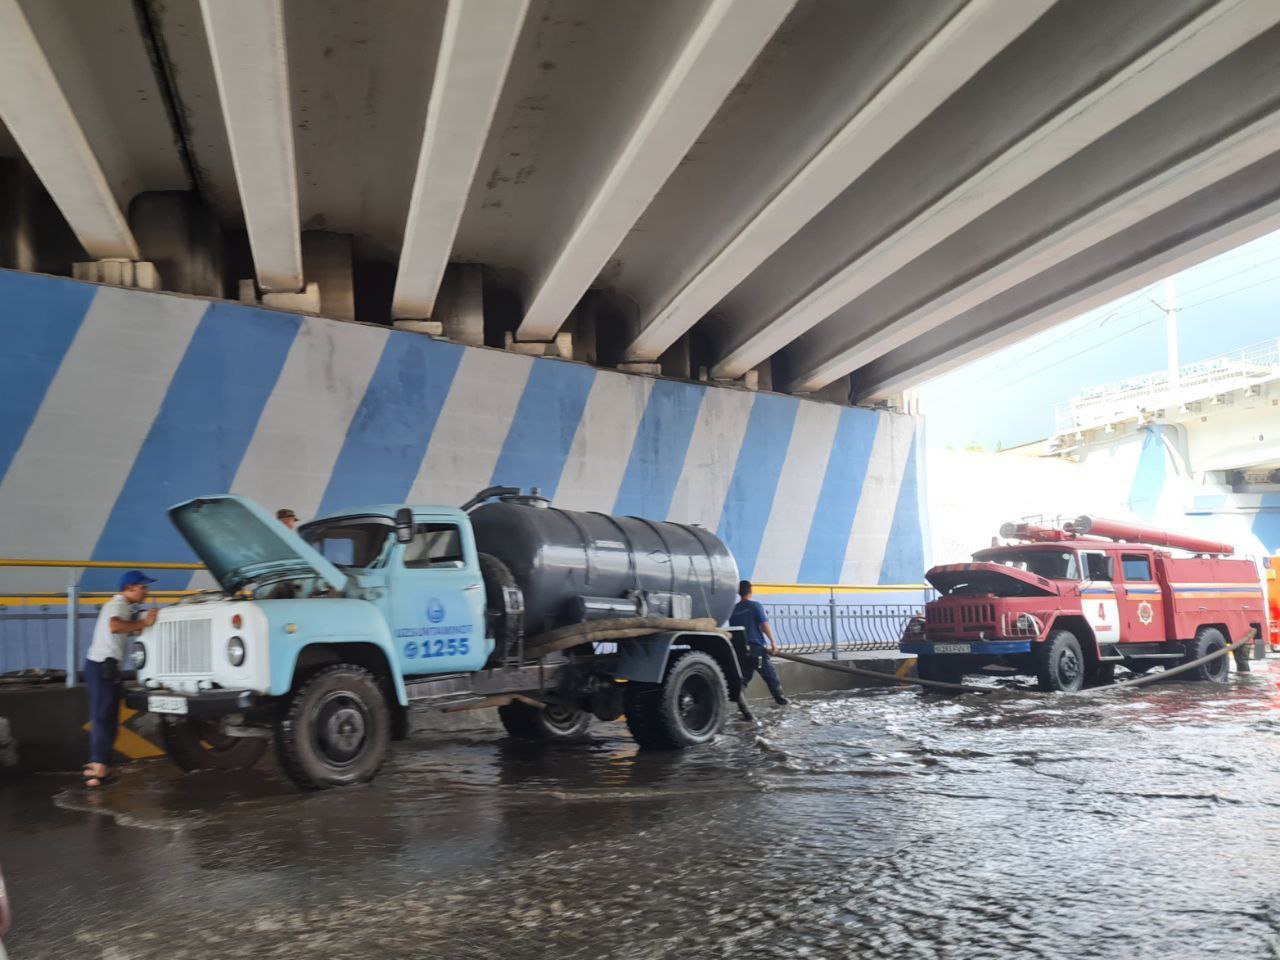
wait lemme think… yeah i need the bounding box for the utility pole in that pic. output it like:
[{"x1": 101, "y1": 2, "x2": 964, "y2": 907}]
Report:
[{"x1": 1164, "y1": 276, "x2": 1179, "y2": 405}]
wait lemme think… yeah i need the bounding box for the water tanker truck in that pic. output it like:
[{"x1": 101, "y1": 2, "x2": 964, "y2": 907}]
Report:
[
  {"x1": 124, "y1": 488, "x2": 748, "y2": 789},
  {"x1": 901, "y1": 516, "x2": 1267, "y2": 691}
]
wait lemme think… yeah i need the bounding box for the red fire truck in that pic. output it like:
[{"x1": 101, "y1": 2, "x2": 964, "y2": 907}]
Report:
[{"x1": 901, "y1": 516, "x2": 1267, "y2": 691}]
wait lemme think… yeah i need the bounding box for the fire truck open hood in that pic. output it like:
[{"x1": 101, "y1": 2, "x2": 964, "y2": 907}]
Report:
[
  {"x1": 169, "y1": 495, "x2": 349, "y2": 594},
  {"x1": 926, "y1": 562, "x2": 1057, "y2": 598}
]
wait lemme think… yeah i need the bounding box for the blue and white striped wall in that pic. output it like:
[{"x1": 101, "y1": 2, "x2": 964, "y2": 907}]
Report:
[{"x1": 0, "y1": 270, "x2": 928, "y2": 593}]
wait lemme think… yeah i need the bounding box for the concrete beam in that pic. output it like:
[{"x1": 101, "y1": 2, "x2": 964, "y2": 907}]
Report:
[
  {"x1": 621, "y1": 0, "x2": 1053, "y2": 363},
  {"x1": 0, "y1": 0, "x2": 138, "y2": 259},
  {"x1": 792, "y1": 105, "x2": 1280, "y2": 392},
  {"x1": 199, "y1": 0, "x2": 302, "y2": 293},
  {"x1": 712, "y1": 0, "x2": 1280, "y2": 382},
  {"x1": 391, "y1": 0, "x2": 528, "y2": 321},
  {"x1": 514, "y1": 0, "x2": 795, "y2": 343},
  {"x1": 848, "y1": 150, "x2": 1280, "y2": 401}
]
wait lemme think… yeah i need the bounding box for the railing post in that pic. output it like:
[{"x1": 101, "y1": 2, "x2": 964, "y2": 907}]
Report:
[
  {"x1": 65, "y1": 573, "x2": 80, "y2": 688},
  {"x1": 828, "y1": 589, "x2": 838, "y2": 660}
]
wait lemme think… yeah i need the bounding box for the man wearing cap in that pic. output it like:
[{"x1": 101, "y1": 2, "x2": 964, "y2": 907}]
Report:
[
  {"x1": 82, "y1": 570, "x2": 158, "y2": 787},
  {"x1": 276, "y1": 508, "x2": 298, "y2": 530}
]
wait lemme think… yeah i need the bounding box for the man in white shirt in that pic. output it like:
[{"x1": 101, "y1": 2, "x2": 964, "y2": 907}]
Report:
[{"x1": 83, "y1": 570, "x2": 157, "y2": 787}]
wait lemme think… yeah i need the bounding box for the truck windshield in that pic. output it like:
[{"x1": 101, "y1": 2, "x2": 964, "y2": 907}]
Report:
[
  {"x1": 302, "y1": 521, "x2": 392, "y2": 569},
  {"x1": 982, "y1": 550, "x2": 1079, "y2": 580}
]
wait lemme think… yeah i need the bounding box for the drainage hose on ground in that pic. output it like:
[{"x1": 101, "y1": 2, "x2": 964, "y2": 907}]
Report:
[{"x1": 774, "y1": 629, "x2": 1257, "y2": 696}]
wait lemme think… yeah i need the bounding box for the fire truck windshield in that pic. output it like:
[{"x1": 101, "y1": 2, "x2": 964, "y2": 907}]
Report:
[{"x1": 980, "y1": 550, "x2": 1079, "y2": 580}]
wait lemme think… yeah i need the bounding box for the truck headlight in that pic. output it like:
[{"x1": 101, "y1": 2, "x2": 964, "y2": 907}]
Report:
[
  {"x1": 903, "y1": 616, "x2": 926, "y2": 639},
  {"x1": 1013, "y1": 613, "x2": 1043, "y2": 636},
  {"x1": 131, "y1": 641, "x2": 147, "y2": 670},
  {"x1": 227, "y1": 636, "x2": 246, "y2": 667}
]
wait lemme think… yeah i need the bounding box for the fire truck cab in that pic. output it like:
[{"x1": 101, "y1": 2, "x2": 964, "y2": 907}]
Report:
[{"x1": 901, "y1": 516, "x2": 1267, "y2": 691}]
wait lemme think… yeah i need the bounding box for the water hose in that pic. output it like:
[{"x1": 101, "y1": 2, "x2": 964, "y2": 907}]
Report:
[{"x1": 773, "y1": 629, "x2": 1257, "y2": 696}]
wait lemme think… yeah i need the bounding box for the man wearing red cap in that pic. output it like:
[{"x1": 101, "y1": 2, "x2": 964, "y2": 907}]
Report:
[{"x1": 82, "y1": 570, "x2": 158, "y2": 787}]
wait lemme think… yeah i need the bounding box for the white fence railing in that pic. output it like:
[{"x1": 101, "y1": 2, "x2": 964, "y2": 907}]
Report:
[{"x1": 1055, "y1": 337, "x2": 1280, "y2": 435}]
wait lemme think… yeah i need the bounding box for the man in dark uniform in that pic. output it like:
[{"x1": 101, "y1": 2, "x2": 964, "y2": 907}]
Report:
[{"x1": 730, "y1": 580, "x2": 788, "y2": 706}]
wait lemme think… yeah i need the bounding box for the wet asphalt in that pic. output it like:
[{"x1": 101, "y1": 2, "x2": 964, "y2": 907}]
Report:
[{"x1": 5, "y1": 662, "x2": 1280, "y2": 960}]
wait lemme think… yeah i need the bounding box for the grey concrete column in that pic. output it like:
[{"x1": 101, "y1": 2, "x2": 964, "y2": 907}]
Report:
[
  {"x1": 437, "y1": 263, "x2": 484, "y2": 346},
  {"x1": 302, "y1": 231, "x2": 355, "y2": 321},
  {"x1": 128, "y1": 191, "x2": 225, "y2": 298}
]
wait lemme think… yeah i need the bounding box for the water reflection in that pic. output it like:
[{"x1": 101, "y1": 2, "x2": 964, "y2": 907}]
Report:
[{"x1": 7, "y1": 665, "x2": 1280, "y2": 959}]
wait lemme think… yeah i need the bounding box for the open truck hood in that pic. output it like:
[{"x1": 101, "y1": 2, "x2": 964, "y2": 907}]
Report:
[
  {"x1": 169, "y1": 495, "x2": 348, "y2": 594},
  {"x1": 925, "y1": 562, "x2": 1057, "y2": 597}
]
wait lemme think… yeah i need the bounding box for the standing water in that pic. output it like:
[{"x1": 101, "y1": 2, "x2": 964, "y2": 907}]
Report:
[{"x1": 4, "y1": 664, "x2": 1280, "y2": 958}]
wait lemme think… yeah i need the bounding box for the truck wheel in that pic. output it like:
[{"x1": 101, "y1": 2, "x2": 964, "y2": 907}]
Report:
[
  {"x1": 274, "y1": 664, "x2": 390, "y2": 790},
  {"x1": 1184, "y1": 627, "x2": 1230, "y2": 683},
  {"x1": 1085, "y1": 662, "x2": 1116, "y2": 688},
  {"x1": 498, "y1": 700, "x2": 591, "y2": 740},
  {"x1": 160, "y1": 717, "x2": 268, "y2": 772},
  {"x1": 624, "y1": 650, "x2": 727, "y2": 750},
  {"x1": 1035, "y1": 630, "x2": 1085, "y2": 692},
  {"x1": 479, "y1": 553, "x2": 522, "y2": 665},
  {"x1": 916, "y1": 656, "x2": 964, "y2": 688}
]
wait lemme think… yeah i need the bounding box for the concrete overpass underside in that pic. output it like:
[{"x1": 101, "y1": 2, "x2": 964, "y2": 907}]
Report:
[{"x1": 2, "y1": 0, "x2": 1280, "y2": 403}]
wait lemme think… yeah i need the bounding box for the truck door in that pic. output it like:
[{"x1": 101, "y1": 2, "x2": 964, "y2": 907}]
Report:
[
  {"x1": 1115, "y1": 552, "x2": 1166, "y2": 644},
  {"x1": 388, "y1": 519, "x2": 489, "y2": 675},
  {"x1": 1079, "y1": 550, "x2": 1122, "y2": 646}
]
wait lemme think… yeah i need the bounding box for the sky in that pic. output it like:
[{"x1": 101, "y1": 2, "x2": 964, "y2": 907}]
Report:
[{"x1": 918, "y1": 228, "x2": 1280, "y2": 450}]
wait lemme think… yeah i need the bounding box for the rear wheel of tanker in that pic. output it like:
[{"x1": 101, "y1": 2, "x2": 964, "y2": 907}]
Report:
[
  {"x1": 1035, "y1": 630, "x2": 1085, "y2": 692},
  {"x1": 160, "y1": 717, "x2": 268, "y2": 771},
  {"x1": 479, "y1": 553, "x2": 522, "y2": 666},
  {"x1": 1184, "y1": 627, "x2": 1230, "y2": 683},
  {"x1": 275, "y1": 664, "x2": 390, "y2": 790},
  {"x1": 915, "y1": 656, "x2": 964, "y2": 689},
  {"x1": 625, "y1": 650, "x2": 728, "y2": 750},
  {"x1": 498, "y1": 700, "x2": 591, "y2": 740}
]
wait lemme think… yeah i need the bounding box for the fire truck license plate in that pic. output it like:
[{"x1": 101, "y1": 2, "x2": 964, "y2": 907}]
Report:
[
  {"x1": 933, "y1": 643, "x2": 971, "y2": 654},
  {"x1": 148, "y1": 695, "x2": 188, "y2": 715}
]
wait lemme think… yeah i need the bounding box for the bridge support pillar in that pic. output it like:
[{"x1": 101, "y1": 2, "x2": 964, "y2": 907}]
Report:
[
  {"x1": 71, "y1": 258, "x2": 161, "y2": 290},
  {"x1": 505, "y1": 330, "x2": 573, "y2": 359}
]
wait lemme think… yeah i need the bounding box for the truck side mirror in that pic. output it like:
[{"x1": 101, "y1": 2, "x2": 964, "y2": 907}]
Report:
[{"x1": 394, "y1": 508, "x2": 415, "y2": 544}]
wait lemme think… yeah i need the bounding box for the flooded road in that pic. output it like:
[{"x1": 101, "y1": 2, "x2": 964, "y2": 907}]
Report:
[{"x1": 6, "y1": 664, "x2": 1280, "y2": 959}]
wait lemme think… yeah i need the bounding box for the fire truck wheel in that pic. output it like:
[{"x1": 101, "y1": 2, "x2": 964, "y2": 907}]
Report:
[
  {"x1": 1185, "y1": 627, "x2": 1230, "y2": 683},
  {"x1": 1035, "y1": 630, "x2": 1085, "y2": 692},
  {"x1": 1085, "y1": 662, "x2": 1115, "y2": 687},
  {"x1": 160, "y1": 717, "x2": 268, "y2": 771},
  {"x1": 498, "y1": 700, "x2": 592, "y2": 740}
]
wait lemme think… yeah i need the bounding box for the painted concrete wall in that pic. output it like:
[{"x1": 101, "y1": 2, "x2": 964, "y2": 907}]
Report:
[{"x1": 0, "y1": 270, "x2": 928, "y2": 597}]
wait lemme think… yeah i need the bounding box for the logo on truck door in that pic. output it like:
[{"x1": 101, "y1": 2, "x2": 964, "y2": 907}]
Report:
[
  {"x1": 396, "y1": 597, "x2": 473, "y2": 658},
  {"x1": 1137, "y1": 601, "x2": 1154, "y2": 625}
]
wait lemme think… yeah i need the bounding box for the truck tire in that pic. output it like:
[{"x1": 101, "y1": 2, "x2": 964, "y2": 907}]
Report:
[
  {"x1": 1085, "y1": 662, "x2": 1116, "y2": 688},
  {"x1": 916, "y1": 656, "x2": 965, "y2": 688},
  {"x1": 1184, "y1": 627, "x2": 1230, "y2": 683},
  {"x1": 479, "y1": 552, "x2": 522, "y2": 665},
  {"x1": 160, "y1": 717, "x2": 268, "y2": 772},
  {"x1": 1035, "y1": 629, "x2": 1085, "y2": 692},
  {"x1": 497, "y1": 700, "x2": 591, "y2": 740},
  {"x1": 274, "y1": 664, "x2": 390, "y2": 790},
  {"x1": 624, "y1": 650, "x2": 727, "y2": 750}
]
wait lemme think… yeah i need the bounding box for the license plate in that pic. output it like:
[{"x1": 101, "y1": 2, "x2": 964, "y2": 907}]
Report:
[
  {"x1": 148, "y1": 695, "x2": 188, "y2": 715},
  {"x1": 933, "y1": 643, "x2": 971, "y2": 654}
]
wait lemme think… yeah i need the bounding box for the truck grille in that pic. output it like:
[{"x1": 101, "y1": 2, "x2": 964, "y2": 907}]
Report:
[
  {"x1": 927, "y1": 604, "x2": 996, "y2": 628},
  {"x1": 156, "y1": 619, "x2": 212, "y2": 675}
]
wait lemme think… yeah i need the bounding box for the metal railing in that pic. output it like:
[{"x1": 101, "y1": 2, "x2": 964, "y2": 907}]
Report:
[
  {"x1": 0, "y1": 559, "x2": 203, "y2": 688},
  {"x1": 1, "y1": 557, "x2": 928, "y2": 680},
  {"x1": 763, "y1": 602, "x2": 922, "y2": 657},
  {"x1": 1054, "y1": 337, "x2": 1280, "y2": 435}
]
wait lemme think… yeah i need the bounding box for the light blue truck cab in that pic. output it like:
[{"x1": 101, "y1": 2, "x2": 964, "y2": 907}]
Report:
[{"x1": 126, "y1": 492, "x2": 749, "y2": 790}]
